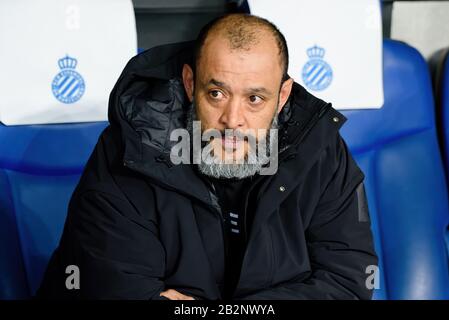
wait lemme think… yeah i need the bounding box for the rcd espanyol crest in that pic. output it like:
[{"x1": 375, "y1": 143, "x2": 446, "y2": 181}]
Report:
[
  {"x1": 302, "y1": 45, "x2": 333, "y2": 91},
  {"x1": 51, "y1": 55, "x2": 85, "y2": 104}
]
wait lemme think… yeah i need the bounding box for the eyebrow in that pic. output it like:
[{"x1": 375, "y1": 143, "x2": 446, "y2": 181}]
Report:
[
  {"x1": 208, "y1": 78, "x2": 231, "y2": 91},
  {"x1": 207, "y1": 78, "x2": 273, "y2": 96},
  {"x1": 243, "y1": 86, "x2": 272, "y2": 96}
]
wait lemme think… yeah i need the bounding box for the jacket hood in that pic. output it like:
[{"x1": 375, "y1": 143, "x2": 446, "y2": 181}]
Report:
[{"x1": 106, "y1": 41, "x2": 347, "y2": 205}]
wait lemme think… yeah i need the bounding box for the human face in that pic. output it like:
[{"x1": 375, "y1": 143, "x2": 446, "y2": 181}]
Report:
[{"x1": 182, "y1": 33, "x2": 293, "y2": 163}]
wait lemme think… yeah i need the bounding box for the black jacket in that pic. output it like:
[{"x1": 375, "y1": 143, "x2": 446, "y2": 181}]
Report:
[{"x1": 37, "y1": 41, "x2": 378, "y2": 300}]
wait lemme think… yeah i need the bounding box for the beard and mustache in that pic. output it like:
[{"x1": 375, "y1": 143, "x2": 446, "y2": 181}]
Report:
[{"x1": 185, "y1": 99, "x2": 279, "y2": 179}]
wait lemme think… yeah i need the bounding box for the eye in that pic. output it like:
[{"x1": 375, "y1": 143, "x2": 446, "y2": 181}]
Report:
[
  {"x1": 209, "y1": 90, "x2": 224, "y2": 100},
  {"x1": 249, "y1": 95, "x2": 263, "y2": 105}
]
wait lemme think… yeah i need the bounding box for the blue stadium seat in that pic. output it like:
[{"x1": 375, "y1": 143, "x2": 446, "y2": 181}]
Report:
[
  {"x1": 341, "y1": 39, "x2": 449, "y2": 299},
  {"x1": 0, "y1": 122, "x2": 108, "y2": 299},
  {"x1": 431, "y1": 48, "x2": 449, "y2": 189},
  {"x1": 0, "y1": 0, "x2": 136, "y2": 300}
]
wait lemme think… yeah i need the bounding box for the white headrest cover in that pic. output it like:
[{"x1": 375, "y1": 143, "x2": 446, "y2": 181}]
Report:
[
  {"x1": 248, "y1": 0, "x2": 384, "y2": 109},
  {"x1": 0, "y1": 0, "x2": 137, "y2": 125}
]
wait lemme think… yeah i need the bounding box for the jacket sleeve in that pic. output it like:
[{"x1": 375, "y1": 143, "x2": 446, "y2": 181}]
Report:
[
  {"x1": 237, "y1": 134, "x2": 379, "y2": 300},
  {"x1": 37, "y1": 187, "x2": 168, "y2": 300}
]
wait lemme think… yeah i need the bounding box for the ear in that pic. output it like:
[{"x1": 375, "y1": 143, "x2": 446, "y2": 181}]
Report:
[
  {"x1": 182, "y1": 64, "x2": 195, "y2": 102},
  {"x1": 277, "y1": 77, "x2": 294, "y2": 113}
]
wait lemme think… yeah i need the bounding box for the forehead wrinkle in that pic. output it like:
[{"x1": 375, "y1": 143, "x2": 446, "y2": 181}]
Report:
[
  {"x1": 244, "y1": 86, "x2": 272, "y2": 94},
  {"x1": 200, "y1": 43, "x2": 283, "y2": 83}
]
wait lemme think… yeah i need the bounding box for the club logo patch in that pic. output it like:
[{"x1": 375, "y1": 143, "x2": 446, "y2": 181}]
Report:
[{"x1": 52, "y1": 55, "x2": 85, "y2": 104}]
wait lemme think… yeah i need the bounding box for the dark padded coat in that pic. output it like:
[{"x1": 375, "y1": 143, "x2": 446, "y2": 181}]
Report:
[{"x1": 37, "y1": 41, "x2": 378, "y2": 300}]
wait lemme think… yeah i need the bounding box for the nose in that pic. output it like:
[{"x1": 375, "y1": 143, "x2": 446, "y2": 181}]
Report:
[{"x1": 218, "y1": 98, "x2": 245, "y2": 130}]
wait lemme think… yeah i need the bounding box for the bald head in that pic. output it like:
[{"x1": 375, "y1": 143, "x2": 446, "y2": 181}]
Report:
[{"x1": 194, "y1": 14, "x2": 289, "y2": 82}]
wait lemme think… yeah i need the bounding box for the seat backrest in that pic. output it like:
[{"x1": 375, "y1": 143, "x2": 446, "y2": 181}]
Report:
[
  {"x1": 341, "y1": 39, "x2": 449, "y2": 299},
  {"x1": 431, "y1": 48, "x2": 449, "y2": 196},
  {"x1": 0, "y1": 123, "x2": 108, "y2": 298},
  {"x1": 0, "y1": 0, "x2": 137, "y2": 299}
]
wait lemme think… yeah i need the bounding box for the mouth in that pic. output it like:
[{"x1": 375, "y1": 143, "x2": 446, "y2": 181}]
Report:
[{"x1": 221, "y1": 136, "x2": 244, "y2": 150}]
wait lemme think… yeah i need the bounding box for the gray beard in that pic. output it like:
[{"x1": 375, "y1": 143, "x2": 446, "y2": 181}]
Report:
[{"x1": 186, "y1": 100, "x2": 279, "y2": 179}]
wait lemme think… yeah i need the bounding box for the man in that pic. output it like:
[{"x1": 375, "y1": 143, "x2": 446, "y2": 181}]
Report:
[{"x1": 38, "y1": 14, "x2": 378, "y2": 300}]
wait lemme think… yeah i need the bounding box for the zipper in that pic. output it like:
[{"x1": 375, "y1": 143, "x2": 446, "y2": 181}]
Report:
[
  {"x1": 210, "y1": 201, "x2": 228, "y2": 289},
  {"x1": 241, "y1": 175, "x2": 263, "y2": 245},
  {"x1": 208, "y1": 181, "x2": 229, "y2": 297},
  {"x1": 208, "y1": 182, "x2": 227, "y2": 249}
]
